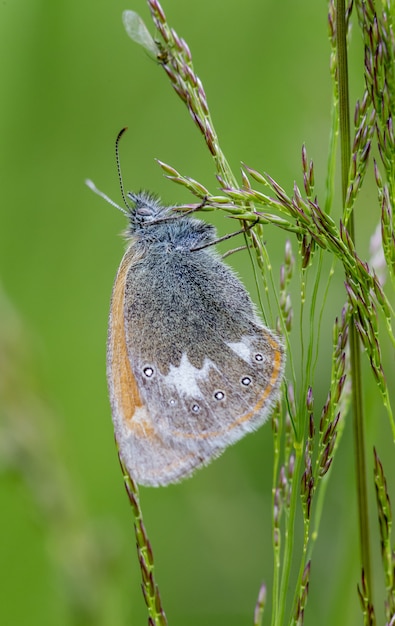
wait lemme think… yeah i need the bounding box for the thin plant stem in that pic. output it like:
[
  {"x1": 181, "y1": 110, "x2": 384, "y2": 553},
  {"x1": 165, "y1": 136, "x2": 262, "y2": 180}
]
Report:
[
  {"x1": 120, "y1": 454, "x2": 168, "y2": 626},
  {"x1": 271, "y1": 414, "x2": 281, "y2": 625},
  {"x1": 336, "y1": 0, "x2": 372, "y2": 596},
  {"x1": 276, "y1": 442, "x2": 304, "y2": 625}
]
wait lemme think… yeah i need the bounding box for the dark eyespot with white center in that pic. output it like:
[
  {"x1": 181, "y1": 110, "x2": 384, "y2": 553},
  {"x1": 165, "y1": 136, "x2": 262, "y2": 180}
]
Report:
[
  {"x1": 241, "y1": 376, "x2": 252, "y2": 387},
  {"x1": 143, "y1": 367, "x2": 154, "y2": 378},
  {"x1": 214, "y1": 390, "x2": 225, "y2": 401},
  {"x1": 191, "y1": 404, "x2": 200, "y2": 413},
  {"x1": 255, "y1": 353, "x2": 264, "y2": 362}
]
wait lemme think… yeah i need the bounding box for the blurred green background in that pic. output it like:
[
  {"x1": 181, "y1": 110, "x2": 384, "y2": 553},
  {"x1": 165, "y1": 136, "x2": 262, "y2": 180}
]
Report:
[{"x1": 1, "y1": 1, "x2": 394, "y2": 625}]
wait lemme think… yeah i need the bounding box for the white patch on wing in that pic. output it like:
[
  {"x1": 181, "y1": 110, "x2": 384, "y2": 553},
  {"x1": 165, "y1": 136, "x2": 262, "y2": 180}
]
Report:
[
  {"x1": 121, "y1": 405, "x2": 153, "y2": 436},
  {"x1": 164, "y1": 353, "x2": 215, "y2": 398},
  {"x1": 227, "y1": 337, "x2": 252, "y2": 362},
  {"x1": 131, "y1": 406, "x2": 150, "y2": 425}
]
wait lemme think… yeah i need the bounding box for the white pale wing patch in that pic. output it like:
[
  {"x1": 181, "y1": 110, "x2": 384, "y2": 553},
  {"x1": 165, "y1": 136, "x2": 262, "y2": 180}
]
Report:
[
  {"x1": 163, "y1": 353, "x2": 215, "y2": 399},
  {"x1": 129, "y1": 405, "x2": 152, "y2": 429},
  {"x1": 227, "y1": 337, "x2": 271, "y2": 366},
  {"x1": 227, "y1": 338, "x2": 255, "y2": 362}
]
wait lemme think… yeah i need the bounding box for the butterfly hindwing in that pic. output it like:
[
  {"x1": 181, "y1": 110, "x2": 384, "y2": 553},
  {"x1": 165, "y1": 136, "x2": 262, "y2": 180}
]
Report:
[{"x1": 122, "y1": 248, "x2": 284, "y2": 457}]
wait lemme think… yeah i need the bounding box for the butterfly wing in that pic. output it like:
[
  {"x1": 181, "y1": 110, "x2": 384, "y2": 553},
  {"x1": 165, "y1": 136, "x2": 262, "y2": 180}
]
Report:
[{"x1": 120, "y1": 245, "x2": 284, "y2": 471}]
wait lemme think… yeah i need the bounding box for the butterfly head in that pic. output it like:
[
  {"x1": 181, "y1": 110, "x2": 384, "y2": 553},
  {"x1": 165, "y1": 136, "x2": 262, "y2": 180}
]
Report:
[{"x1": 125, "y1": 191, "x2": 172, "y2": 231}]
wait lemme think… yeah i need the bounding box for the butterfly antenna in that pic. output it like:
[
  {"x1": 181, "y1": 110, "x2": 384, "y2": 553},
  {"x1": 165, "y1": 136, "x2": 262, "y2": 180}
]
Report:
[
  {"x1": 116, "y1": 127, "x2": 131, "y2": 210},
  {"x1": 85, "y1": 179, "x2": 129, "y2": 216}
]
